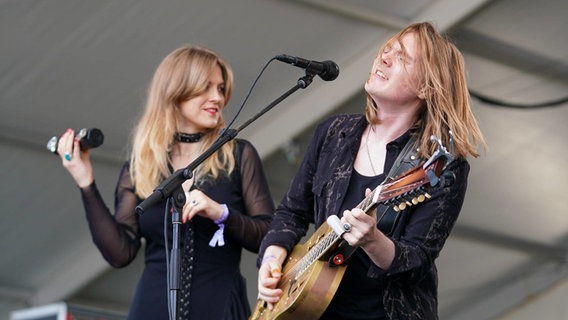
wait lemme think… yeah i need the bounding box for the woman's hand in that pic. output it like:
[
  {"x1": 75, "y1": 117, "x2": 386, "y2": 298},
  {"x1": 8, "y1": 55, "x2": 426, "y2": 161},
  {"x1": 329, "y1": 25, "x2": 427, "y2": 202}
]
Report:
[
  {"x1": 57, "y1": 128, "x2": 94, "y2": 188},
  {"x1": 182, "y1": 189, "x2": 224, "y2": 223}
]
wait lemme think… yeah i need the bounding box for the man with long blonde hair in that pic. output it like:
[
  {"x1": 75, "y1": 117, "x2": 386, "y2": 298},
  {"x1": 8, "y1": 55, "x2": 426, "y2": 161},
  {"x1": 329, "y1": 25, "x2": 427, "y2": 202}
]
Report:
[{"x1": 256, "y1": 22, "x2": 485, "y2": 320}]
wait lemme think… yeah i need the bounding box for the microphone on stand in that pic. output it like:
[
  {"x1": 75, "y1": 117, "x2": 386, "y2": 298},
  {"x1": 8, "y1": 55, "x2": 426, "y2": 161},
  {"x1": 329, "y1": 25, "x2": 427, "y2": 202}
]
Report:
[
  {"x1": 46, "y1": 128, "x2": 104, "y2": 154},
  {"x1": 275, "y1": 54, "x2": 339, "y2": 81}
]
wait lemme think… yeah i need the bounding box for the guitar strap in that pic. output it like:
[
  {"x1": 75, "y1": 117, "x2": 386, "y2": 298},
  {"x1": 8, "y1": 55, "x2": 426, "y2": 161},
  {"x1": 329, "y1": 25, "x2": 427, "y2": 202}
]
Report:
[
  {"x1": 376, "y1": 134, "x2": 421, "y2": 235},
  {"x1": 329, "y1": 134, "x2": 420, "y2": 267}
]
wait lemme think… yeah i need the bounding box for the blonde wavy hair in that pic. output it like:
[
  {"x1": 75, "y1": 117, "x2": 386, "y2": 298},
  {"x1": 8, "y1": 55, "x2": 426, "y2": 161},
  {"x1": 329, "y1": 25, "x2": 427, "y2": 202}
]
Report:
[
  {"x1": 365, "y1": 21, "x2": 486, "y2": 159},
  {"x1": 130, "y1": 45, "x2": 235, "y2": 198}
]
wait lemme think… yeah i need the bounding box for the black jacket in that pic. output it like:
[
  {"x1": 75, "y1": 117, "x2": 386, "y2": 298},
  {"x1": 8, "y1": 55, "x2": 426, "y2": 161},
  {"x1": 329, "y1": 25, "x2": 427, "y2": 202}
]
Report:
[{"x1": 259, "y1": 114, "x2": 470, "y2": 320}]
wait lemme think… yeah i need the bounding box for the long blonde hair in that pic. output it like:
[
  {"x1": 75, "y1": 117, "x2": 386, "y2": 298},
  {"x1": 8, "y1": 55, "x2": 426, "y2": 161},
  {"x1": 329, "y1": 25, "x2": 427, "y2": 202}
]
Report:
[
  {"x1": 365, "y1": 22, "x2": 486, "y2": 159},
  {"x1": 130, "y1": 45, "x2": 235, "y2": 198}
]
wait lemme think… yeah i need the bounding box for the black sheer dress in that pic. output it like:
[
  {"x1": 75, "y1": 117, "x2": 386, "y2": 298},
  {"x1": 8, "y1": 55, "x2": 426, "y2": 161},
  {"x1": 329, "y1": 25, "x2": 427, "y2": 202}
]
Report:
[{"x1": 80, "y1": 139, "x2": 274, "y2": 320}]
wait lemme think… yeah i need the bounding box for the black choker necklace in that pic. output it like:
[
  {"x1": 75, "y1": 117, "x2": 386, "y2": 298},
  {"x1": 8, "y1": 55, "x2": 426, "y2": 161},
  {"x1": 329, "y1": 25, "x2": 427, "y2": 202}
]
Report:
[{"x1": 175, "y1": 132, "x2": 204, "y2": 143}]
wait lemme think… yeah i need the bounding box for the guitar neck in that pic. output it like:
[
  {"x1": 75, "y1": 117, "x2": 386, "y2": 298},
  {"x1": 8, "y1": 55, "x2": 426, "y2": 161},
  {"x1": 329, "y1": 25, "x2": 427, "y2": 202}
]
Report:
[
  {"x1": 357, "y1": 185, "x2": 382, "y2": 213},
  {"x1": 293, "y1": 182, "x2": 384, "y2": 262},
  {"x1": 290, "y1": 231, "x2": 339, "y2": 278},
  {"x1": 288, "y1": 187, "x2": 382, "y2": 277}
]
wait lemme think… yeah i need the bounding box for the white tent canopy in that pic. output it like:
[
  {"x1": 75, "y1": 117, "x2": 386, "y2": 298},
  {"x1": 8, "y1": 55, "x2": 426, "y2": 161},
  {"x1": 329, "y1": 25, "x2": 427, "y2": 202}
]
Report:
[{"x1": 1, "y1": 1, "x2": 567, "y2": 319}]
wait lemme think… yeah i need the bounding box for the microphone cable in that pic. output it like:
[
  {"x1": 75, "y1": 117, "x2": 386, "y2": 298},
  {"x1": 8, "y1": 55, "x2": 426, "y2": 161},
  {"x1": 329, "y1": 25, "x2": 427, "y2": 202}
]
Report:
[{"x1": 222, "y1": 57, "x2": 277, "y2": 134}]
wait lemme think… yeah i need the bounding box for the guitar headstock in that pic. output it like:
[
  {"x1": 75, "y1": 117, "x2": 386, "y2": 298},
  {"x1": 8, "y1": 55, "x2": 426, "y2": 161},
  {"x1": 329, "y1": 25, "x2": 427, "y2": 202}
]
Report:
[
  {"x1": 377, "y1": 164, "x2": 438, "y2": 212},
  {"x1": 370, "y1": 134, "x2": 455, "y2": 212}
]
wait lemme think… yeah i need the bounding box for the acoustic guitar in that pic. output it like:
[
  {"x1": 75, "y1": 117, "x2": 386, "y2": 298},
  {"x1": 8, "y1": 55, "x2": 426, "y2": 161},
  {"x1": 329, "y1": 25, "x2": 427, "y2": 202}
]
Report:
[{"x1": 250, "y1": 141, "x2": 453, "y2": 320}]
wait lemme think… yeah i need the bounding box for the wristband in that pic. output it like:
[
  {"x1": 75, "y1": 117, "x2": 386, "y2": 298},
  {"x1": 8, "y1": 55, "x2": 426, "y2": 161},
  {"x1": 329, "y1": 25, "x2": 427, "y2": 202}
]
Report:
[
  {"x1": 262, "y1": 255, "x2": 282, "y2": 274},
  {"x1": 214, "y1": 204, "x2": 229, "y2": 224},
  {"x1": 262, "y1": 254, "x2": 278, "y2": 264},
  {"x1": 209, "y1": 204, "x2": 229, "y2": 247}
]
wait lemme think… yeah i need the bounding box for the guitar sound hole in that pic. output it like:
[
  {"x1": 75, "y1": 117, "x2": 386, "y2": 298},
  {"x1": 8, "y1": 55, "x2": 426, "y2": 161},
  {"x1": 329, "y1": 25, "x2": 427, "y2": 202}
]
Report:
[{"x1": 288, "y1": 278, "x2": 306, "y2": 297}]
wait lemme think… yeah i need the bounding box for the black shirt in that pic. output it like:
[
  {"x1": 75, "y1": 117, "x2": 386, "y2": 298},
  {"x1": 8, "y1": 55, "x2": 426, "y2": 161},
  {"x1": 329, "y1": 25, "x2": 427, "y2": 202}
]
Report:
[{"x1": 321, "y1": 170, "x2": 386, "y2": 320}]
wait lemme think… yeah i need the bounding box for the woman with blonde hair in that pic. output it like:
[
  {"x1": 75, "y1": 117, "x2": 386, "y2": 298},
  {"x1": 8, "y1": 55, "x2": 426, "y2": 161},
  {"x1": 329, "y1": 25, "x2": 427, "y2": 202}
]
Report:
[{"x1": 58, "y1": 45, "x2": 274, "y2": 320}]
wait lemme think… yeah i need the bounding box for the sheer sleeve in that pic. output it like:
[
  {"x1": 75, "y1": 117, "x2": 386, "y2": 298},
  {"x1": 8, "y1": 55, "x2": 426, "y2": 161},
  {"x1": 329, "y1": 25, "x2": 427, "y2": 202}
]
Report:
[
  {"x1": 80, "y1": 163, "x2": 141, "y2": 268},
  {"x1": 223, "y1": 140, "x2": 275, "y2": 253}
]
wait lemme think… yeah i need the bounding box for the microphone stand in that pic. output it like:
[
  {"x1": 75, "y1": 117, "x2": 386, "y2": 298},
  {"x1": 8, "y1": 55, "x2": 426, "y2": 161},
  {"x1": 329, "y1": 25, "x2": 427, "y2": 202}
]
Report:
[
  {"x1": 168, "y1": 195, "x2": 184, "y2": 320},
  {"x1": 135, "y1": 72, "x2": 316, "y2": 320}
]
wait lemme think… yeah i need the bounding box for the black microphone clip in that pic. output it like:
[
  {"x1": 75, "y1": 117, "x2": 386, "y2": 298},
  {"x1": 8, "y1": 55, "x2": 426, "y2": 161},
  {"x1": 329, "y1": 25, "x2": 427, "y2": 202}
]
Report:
[{"x1": 275, "y1": 54, "x2": 339, "y2": 82}]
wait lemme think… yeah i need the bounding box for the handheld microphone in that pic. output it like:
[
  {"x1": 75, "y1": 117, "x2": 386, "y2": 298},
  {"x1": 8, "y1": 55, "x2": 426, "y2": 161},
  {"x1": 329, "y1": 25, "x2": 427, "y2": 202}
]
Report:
[
  {"x1": 275, "y1": 54, "x2": 339, "y2": 81},
  {"x1": 46, "y1": 128, "x2": 105, "y2": 154}
]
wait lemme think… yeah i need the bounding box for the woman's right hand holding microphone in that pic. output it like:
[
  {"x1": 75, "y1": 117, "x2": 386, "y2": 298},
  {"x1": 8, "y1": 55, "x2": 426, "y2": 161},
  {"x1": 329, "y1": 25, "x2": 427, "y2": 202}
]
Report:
[{"x1": 57, "y1": 128, "x2": 94, "y2": 188}]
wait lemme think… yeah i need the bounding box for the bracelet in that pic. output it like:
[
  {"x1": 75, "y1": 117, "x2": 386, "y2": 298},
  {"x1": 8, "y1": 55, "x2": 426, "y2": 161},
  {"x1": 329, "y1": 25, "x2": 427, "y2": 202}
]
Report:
[
  {"x1": 262, "y1": 254, "x2": 278, "y2": 264},
  {"x1": 214, "y1": 204, "x2": 229, "y2": 224}
]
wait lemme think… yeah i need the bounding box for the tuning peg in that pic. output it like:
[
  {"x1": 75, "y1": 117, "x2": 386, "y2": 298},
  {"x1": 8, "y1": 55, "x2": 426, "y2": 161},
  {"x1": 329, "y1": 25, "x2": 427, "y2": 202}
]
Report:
[{"x1": 397, "y1": 193, "x2": 433, "y2": 211}]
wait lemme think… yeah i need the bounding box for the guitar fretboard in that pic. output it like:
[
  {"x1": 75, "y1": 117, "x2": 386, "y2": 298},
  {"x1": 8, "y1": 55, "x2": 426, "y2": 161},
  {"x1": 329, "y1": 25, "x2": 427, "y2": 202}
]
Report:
[{"x1": 288, "y1": 187, "x2": 380, "y2": 280}]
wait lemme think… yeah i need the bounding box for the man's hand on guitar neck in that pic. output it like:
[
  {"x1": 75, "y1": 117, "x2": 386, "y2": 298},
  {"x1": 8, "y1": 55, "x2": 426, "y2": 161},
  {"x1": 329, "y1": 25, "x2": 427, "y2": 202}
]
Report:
[
  {"x1": 340, "y1": 188, "x2": 396, "y2": 270},
  {"x1": 257, "y1": 245, "x2": 286, "y2": 310}
]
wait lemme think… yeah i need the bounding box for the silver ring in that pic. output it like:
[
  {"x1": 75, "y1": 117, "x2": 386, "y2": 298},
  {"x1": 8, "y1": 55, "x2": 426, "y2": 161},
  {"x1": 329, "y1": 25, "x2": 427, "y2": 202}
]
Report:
[
  {"x1": 64, "y1": 152, "x2": 72, "y2": 161},
  {"x1": 343, "y1": 223, "x2": 351, "y2": 232},
  {"x1": 190, "y1": 199, "x2": 198, "y2": 207}
]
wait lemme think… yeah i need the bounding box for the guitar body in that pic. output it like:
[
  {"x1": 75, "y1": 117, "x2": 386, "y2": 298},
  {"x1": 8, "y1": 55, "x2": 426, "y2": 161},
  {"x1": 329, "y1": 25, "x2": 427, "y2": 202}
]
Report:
[{"x1": 250, "y1": 224, "x2": 347, "y2": 320}]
